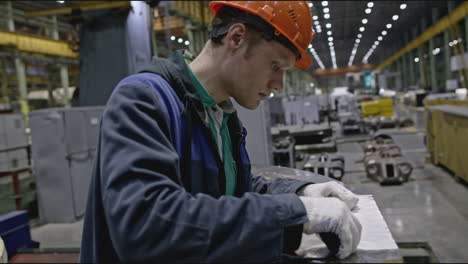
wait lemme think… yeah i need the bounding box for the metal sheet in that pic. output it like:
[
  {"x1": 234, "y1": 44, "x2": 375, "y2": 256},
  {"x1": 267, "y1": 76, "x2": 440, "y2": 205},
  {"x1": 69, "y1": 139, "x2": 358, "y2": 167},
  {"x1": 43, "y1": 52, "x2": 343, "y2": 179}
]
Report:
[
  {"x1": 297, "y1": 195, "x2": 402, "y2": 263},
  {"x1": 29, "y1": 107, "x2": 104, "y2": 223}
]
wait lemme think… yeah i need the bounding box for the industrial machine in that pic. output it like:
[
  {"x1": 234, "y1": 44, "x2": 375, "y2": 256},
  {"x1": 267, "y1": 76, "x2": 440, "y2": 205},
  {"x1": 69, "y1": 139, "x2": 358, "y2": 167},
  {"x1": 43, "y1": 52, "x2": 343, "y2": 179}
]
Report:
[
  {"x1": 272, "y1": 131, "x2": 296, "y2": 168},
  {"x1": 336, "y1": 96, "x2": 366, "y2": 134},
  {"x1": 362, "y1": 134, "x2": 412, "y2": 185},
  {"x1": 302, "y1": 153, "x2": 345, "y2": 181}
]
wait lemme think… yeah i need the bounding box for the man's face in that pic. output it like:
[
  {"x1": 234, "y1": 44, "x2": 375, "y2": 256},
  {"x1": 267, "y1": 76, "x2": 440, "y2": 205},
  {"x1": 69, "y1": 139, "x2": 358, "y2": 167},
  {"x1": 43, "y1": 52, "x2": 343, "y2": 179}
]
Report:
[{"x1": 226, "y1": 36, "x2": 296, "y2": 110}]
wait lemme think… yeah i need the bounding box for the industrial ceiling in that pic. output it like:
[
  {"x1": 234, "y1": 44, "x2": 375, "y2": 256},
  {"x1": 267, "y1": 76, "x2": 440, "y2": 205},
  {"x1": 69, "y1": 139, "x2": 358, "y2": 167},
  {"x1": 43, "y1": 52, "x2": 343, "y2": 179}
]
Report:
[{"x1": 10, "y1": 1, "x2": 465, "y2": 72}]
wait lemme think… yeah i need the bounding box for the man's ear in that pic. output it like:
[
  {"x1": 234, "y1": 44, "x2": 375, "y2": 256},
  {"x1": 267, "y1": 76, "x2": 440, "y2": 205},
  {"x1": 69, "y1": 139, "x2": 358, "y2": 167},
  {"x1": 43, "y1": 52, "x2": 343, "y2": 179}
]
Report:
[{"x1": 225, "y1": 23, "x2": 248, "y2": 51}]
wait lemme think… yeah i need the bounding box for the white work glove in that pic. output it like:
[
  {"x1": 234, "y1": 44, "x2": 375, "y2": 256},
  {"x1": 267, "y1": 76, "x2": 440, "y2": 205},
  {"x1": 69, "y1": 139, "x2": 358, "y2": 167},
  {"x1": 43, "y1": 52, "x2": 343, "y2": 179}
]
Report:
[
  {"x1": 298, "y1": 182, "x2": 359, "y2": 210},
  {"x1": 299, "y1": 197, "x2": 362, "y2": 259}
]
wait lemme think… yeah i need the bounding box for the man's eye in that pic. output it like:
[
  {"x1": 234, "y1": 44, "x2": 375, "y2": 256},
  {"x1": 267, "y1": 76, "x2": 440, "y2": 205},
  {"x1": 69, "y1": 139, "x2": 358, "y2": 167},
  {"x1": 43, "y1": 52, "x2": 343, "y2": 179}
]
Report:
[{"x1": 272, "y1": 63, "x2": 280, "y2": 72}]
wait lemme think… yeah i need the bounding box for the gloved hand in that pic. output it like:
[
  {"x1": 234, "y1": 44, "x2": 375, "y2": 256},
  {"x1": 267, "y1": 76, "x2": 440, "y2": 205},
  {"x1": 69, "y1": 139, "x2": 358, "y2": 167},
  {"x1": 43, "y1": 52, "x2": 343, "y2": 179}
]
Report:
[
  {"x1": 298, "y1": 182, "x2": 359, "y2": 210},
  {"x1": 299, "y1": 197, "x2": 362, "y2": 259}
]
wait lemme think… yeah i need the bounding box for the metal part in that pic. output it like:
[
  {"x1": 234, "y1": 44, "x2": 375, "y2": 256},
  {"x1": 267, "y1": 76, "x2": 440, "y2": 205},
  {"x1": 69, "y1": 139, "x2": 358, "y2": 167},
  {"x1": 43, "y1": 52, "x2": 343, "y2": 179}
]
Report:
[
  {"x1": 302, "y1": 153, "x2": 345, "y2": 181},
  {"x1": 362, "y1": 134, "x2": 412, "y2": 185}
]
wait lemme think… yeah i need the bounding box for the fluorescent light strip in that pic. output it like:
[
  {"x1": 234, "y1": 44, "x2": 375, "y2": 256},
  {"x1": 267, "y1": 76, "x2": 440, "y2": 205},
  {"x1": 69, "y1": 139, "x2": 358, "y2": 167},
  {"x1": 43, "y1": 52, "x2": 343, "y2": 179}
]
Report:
[
  {"x1": 310, "y1": 47, "x2": 326, "y2": 69},
  {"x1": 323, "y1": 6, "x2": 337, "y2": 68},
  {"x1": 347, "y1": 2, "x2": 374, "y2": 66},
  {"x1": 361, "y1": 2, "x2": 405, "y2": 63}
]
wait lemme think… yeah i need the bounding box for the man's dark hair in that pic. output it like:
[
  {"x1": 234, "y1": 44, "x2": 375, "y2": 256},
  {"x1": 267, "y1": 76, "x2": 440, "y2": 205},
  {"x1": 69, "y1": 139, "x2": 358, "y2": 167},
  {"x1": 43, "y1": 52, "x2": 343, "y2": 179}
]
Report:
[{"x1": 209, "y1": 6, "x2": 300, "y2": 59}]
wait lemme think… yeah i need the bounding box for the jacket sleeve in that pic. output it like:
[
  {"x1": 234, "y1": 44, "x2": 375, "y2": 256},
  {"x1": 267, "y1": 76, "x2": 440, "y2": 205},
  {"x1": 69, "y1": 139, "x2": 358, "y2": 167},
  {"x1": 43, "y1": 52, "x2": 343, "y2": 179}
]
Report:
[
  {"x1": 252, "y1": 175, "x2": 313, "y2": 195},
  {"x1": 99, "y1": 82, "x2": 309, "y2": 263}
]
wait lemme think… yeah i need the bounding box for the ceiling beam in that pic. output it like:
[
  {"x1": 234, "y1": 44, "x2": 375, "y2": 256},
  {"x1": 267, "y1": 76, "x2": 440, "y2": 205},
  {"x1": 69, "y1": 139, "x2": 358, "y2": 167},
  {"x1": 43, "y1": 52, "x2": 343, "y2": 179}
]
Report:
[
  {"x1": 24, "y1": 1, "x2": 130, "y2": 17},
  {"x1": 376, "y1": 1, "x2": 468, "y2": 71}
]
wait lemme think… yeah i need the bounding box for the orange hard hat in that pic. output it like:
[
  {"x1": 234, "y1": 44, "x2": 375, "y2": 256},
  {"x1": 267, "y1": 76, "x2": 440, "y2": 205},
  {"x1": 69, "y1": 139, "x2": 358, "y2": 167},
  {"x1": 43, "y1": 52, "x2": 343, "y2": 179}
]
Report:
[{"x1": 209, "y1": 1, "x2": 315, "y2": 69}]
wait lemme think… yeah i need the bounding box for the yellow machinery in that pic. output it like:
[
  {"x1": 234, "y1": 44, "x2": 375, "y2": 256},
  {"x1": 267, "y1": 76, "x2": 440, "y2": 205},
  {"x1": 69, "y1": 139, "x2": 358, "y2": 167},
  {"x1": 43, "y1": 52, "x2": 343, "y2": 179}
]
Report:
[
  {"x1": 426, "y1": 103, "x2": 468, "y2": 183},
  {"x1": 361, "y1": 98, "x2": 394, "y2": 118}
]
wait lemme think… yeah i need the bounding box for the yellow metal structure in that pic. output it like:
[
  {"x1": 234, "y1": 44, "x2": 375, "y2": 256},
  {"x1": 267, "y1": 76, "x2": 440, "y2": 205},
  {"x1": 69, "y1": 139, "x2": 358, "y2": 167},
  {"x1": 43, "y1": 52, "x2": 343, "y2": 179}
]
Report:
[
  {"x1": 25, "y1": 1, "x2": 130, "y2": 17},
  {"x1": 173, "y1": 1, "x2": 214, "y2": 25},
  {"x1": 424, "y1": 98, "x2": 468, "y2": 108},
  {"x1": 361, "y1": 98, "x2": 394, "y2": 118},
  {"x1": 376, "y1": 1, "x2": 468, "y2": 71},
  {"x1": 0, "y1": 30, "x2": 77, "y2": 58},
  {"x1": 426, "y1": 105, "x2": 468, "y2": 182}
]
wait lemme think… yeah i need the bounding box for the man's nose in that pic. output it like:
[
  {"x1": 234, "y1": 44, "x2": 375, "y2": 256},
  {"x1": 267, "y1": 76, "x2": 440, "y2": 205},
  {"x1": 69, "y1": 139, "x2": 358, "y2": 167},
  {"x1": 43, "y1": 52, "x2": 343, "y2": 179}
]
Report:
[{"x1": 271, "y1": 72, "x2": 284, "y2": 92}]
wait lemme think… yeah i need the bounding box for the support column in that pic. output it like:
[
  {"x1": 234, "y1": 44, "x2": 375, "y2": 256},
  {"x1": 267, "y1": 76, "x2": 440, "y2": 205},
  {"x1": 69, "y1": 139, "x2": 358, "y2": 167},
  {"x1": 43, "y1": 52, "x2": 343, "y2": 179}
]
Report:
[
  {"x1": 444, "y1": 31, "x2": 451, "y2": 92},
  {"x1": 51, "y1": 16, "x2": 70, "y2": 108},
  {"x1": 14, "y1": 54, "x2": 28, "y2": 115},
  {"x1": 443, "y1": 2, "x2": 455, "y2": 92},
  {"x1": 8, "y1": 2, "x2": 29, "y2": 116},
  {"x1": 402, "y1": 53, "x2": 408, "y2": 91},
  {"x1": 396, "y1": 57, "x2": 403, "y2": 91},
  {"x1": 60, "y1": 65, "x2": 70, "y2": 107},
  {"x1": 429, "y1": 8, "x2": 438, "y2": 93},
  {"x1": 7, "y1": 1, "x2": 15, "y2": 31},
  {"x1": 465, "y1": 15, "x2": 468, "y2": 53},
  {"x1": 52, "y1": 16, "x2": 59, "y2": 40},
  {"x1": 407, "y1": 33, "x2": 415, "y2": 87},
  {"x1": 418, "y1": 18, "x2": 427, "y2": 89}
]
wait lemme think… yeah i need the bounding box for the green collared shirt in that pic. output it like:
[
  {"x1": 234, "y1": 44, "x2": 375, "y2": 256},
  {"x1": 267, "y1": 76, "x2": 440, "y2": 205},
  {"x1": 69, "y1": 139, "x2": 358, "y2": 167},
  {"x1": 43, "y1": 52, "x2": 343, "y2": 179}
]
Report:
[{"x1": 185, "y1": 54, "x2": 237, "y2": 195}]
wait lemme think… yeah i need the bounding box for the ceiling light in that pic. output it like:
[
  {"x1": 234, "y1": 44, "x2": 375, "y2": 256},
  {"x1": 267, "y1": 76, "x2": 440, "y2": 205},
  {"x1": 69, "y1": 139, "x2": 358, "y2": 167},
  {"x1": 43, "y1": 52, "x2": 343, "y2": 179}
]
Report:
[
  {"x1": 57, "y1": 0, "x2": 65, "y2": 3},
  {"x1": 317, "y1": 28, "x2": 322, "y2": 33},
  {"x1": 178, "y1": 38, "x2": 183, "y2": 43},
  {"x1": 328, "y1": 37, "x2": 333, "y2": 41},
  {"x1": 362, "y1": 18, "x2": 368, "y2": 24},
  {"x1": 414, "y1": 57, "x2": 419, "y2": 62},
  {"x1": 367, "y1": 2, "x2": 374, "y2": 8},
  {"x1": 327, "y1": 31, "x2": 332, "y2": 35},
  {"x1": 372, "y1": 45, "x2": 376, "y2": 49},
  {"x1": 170, "y1": 36, "x2": 176, "y2": 41},
  {"x1": 357, "y1": 34, "x2": 362, "y2": 38},
  {"x1": 392, "y1": 15, "x2": 399, "y2": 20},
  {"x1": 375, "y1": 41, "x2": 379, "y2": 45},
  {"x1": 326, "y1": 23, "x2": 331, "y2": 28},
  {"x1": 365, "y1": 8, "x2": 372, "y2": 14},
  {"x1": 329, "y1": 42, "x2": 334, "y2": 46},
  {"x1": 314, "y1": 21, "x2": 320, "y2": 25},
  {"x1": 378, "y1": 36, "x2": 383, "y2": 41},
  {"x1": 356, "y1": 39, "x2": 361, "y2": 43},
  {"x1": 308, "y1": 2, "x2": 313, "y2": 8},
  {"x1": 382, "y1": 30, "x2": 387, "y2": 35},
  {"x1": 453, "y1": 40, "x2": 459, "y2": 45},
  {"x1": 359, "y1": 27, "x2": 365, "y2": 32},
  {"x1": 400, "y1": 3, "x2": 407, "y2": 10},
  {"x1": 185, "y1": 40, "x2": 190, "y2": 46},
  {"x1": 308, "y1": 44, "x2": 312, "y2": 49},
  {"x1": 322, "y1": 1, "x2": 328, "y2": 6},
  {"x1": 324, "y1": 14, "x2": 330, "y2": 19},
  {"x1": 449, "y1": 42, "x2": 453, "y2": 46},
  {"x1": 313, "y1": 16, "x2": 318, "y2": 20},
  {"x1": 386, "y1": 23, "x2": 392, "y2": 29},
  {"x1": 323, "y1": 8, "x2": 330, "y2": 13}
]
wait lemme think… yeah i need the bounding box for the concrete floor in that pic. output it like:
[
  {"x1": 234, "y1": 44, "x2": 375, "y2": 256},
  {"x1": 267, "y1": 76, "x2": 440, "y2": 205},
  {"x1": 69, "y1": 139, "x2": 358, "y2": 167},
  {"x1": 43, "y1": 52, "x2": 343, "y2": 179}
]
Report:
[{"x1": 30, "y1": 108, "x2": 468, "y2": 262}]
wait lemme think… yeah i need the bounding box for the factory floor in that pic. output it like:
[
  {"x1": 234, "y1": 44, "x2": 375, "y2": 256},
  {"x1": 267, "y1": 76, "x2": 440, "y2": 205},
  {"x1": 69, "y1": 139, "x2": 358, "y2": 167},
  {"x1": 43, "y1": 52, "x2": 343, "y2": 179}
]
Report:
[{"x1": 30, "y1": 107, "x2": 468, "y2": 263}]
